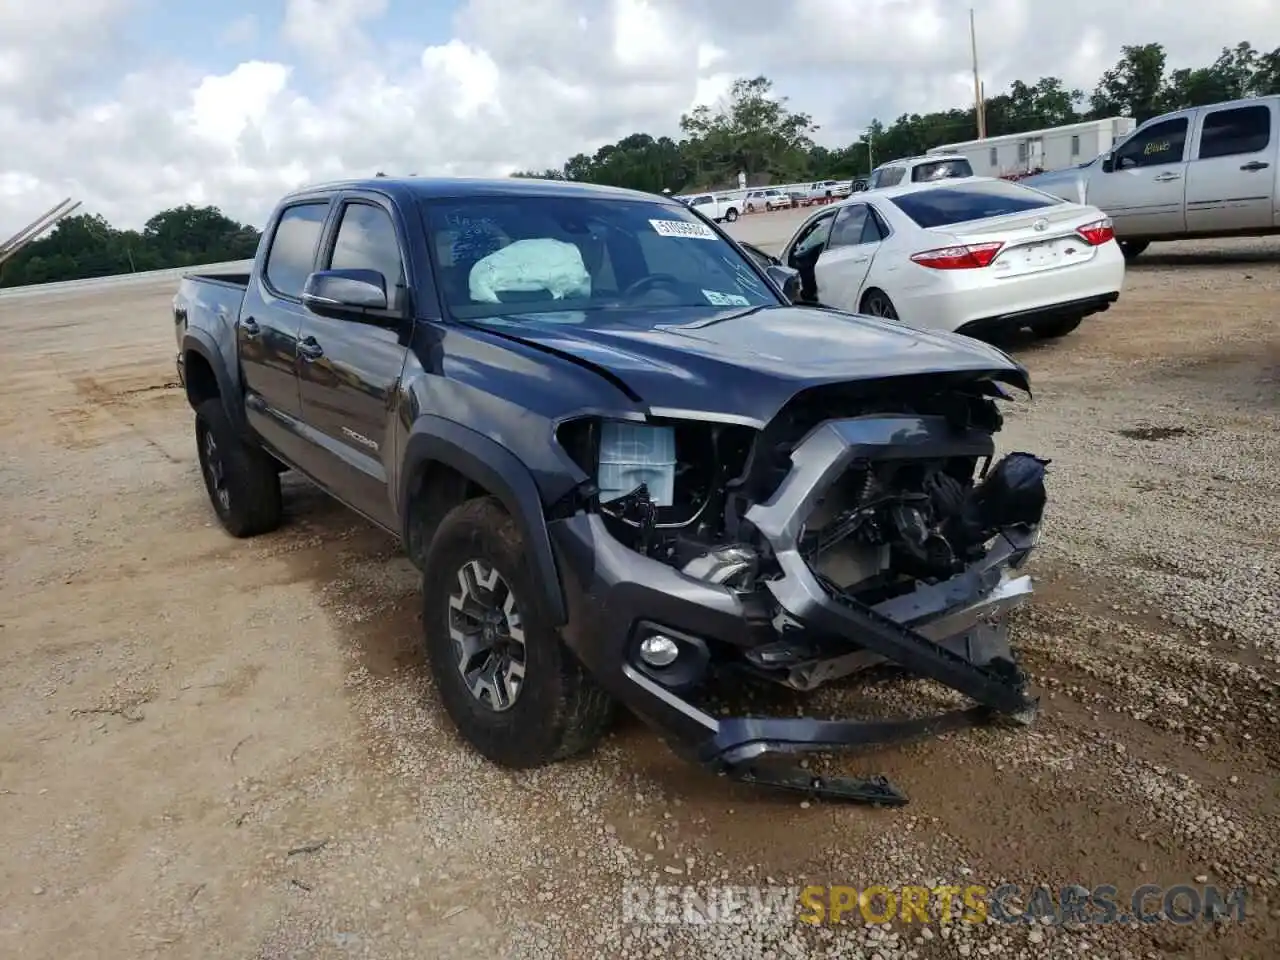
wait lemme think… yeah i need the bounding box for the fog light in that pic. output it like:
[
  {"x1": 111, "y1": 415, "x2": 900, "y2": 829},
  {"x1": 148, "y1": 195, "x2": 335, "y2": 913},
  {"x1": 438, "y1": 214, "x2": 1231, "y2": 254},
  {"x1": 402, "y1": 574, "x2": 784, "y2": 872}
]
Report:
[{"x1": 638, "y1": 633, "x2": 680, "y2": 668}]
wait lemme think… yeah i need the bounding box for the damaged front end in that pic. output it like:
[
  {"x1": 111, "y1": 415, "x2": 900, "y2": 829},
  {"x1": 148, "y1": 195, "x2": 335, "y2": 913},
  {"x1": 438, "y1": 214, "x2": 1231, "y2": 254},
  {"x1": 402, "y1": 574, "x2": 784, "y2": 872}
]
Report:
[{"x1": 547, "y1": 375, "x2": 1047, "y2": 804}]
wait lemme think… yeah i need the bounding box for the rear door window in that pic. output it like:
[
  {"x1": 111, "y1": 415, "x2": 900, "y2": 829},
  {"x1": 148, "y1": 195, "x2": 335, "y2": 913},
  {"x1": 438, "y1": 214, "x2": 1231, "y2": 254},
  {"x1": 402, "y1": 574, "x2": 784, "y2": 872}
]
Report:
[
  {"x1": 264, "y1": 202, "x2": 330, "y2": 299},
  {"x1": 878, "y1": 166, "x2": 905, "y2": 187},
  {"x1": 1197, "y1": 104, "x2": 1271, "y2": 159},
  {"x1": 889, "y1": 180, "x2": 1061, "y2": 228}
]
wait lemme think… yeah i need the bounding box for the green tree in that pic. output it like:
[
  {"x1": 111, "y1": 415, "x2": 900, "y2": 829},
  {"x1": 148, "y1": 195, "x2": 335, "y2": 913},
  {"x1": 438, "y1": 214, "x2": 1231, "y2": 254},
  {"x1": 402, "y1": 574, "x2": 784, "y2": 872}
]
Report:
[
  {"x1": 679, "y1": 76, "x2": 818, "y2": 186},
  {"x1": 0, "y1": 205, "x2": 261, "y2": 288},
  {"x1": 1089, "y1": 43, "x2": 1170, "y2": 121}
]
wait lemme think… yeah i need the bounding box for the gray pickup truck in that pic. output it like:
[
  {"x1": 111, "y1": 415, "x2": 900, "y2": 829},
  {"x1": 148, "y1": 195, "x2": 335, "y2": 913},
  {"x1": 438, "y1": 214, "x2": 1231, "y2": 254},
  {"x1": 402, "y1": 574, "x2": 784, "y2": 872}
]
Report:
[
  {"x1": 172, "y1": 175, "x2": 1048, "y2": 804},
  {"x1": 1020, "y1": 94, "x2": 1280, "y2": 260}
]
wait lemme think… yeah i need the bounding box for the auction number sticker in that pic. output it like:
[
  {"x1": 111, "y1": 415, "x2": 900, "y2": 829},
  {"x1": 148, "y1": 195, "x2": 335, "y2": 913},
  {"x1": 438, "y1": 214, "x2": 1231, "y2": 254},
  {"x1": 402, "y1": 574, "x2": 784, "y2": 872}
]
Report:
[
  {"x1": 650, "y1": 219, "x2": 717, "y2": 240},
  {"x1": 702, "y1": 289, "x2": 751, "y2": 306}
]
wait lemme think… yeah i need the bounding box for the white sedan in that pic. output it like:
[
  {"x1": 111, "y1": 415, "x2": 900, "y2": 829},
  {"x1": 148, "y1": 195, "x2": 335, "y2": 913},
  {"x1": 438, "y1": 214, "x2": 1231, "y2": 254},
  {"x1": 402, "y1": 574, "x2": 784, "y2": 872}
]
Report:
[{"x1": 774, "y1": 176, "x2": 1126, "y2": 339}]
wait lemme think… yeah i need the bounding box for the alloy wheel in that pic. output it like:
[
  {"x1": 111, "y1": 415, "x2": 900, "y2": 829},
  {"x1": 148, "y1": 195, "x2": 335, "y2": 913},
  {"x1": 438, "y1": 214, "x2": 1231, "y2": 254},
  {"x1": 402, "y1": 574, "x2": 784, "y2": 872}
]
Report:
[
  {"x1": 200, "y1": 427, "x2": 231, "y2": 512},
  {"x1": 864, "y1": 294, "x2": 898, "y2": 320},
  {"x1": 447, "y1": 559, "x2": 527, "y2": 712}
]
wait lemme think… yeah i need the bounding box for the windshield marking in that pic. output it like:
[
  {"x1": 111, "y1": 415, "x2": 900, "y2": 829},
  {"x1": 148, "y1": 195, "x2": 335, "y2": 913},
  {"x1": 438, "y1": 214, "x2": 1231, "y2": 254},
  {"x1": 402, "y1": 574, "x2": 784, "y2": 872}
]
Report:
[
  {"x1": 649, "y1": 219, "x2": 717, "y2": 240},
  {"x1": 702, "y1": 289, "x2": 751, "y2": 306}
]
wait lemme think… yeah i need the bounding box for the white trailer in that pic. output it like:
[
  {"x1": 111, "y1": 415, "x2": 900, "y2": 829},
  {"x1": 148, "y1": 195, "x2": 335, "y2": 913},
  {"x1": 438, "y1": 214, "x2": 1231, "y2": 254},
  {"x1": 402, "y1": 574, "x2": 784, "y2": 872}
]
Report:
[{"x1": 928, "y1": 117, "x2": 1137, "y2": 177}]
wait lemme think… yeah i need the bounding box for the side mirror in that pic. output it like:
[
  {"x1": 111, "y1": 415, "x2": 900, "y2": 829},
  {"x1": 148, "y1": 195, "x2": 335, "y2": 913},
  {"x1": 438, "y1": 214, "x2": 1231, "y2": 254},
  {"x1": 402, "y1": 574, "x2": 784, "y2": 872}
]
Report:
[
  {"x1": 302, "y1": 268, "x2": 389, "y2": 315},
  {"x1": 1100, "y1": 153, "x2": 1115, "y2": 173},
  {"x1": 765, "y1": 264, "x2": 801, "y2": 303}
]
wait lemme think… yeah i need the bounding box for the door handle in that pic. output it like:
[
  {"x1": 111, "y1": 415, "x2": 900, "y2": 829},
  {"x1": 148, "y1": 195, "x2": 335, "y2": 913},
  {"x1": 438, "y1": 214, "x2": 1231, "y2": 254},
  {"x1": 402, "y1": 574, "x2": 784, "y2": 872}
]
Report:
[
  {"x1": 850, "y1": 255, "x2": 870, "y2": 263},
  {"x1": 1152, "y1": 172, "x2": 1182, "y2": 182},
  {"x1": 240, "y1": 317, "x2": 260, "y2": 338},
  {"x1": 1240, "y1": 160, "x2": 1270, "y2": 171},
  {"x1": 297, "y1": 337, "x2": 324, "y2": 362}
]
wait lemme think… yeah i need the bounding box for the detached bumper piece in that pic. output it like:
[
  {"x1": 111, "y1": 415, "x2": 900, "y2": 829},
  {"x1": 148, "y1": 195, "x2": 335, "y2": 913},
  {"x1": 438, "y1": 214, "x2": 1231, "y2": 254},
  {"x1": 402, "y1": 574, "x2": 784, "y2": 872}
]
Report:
[{"x1": 626, "y1": 586, "x2": 1038, "y2": 806}]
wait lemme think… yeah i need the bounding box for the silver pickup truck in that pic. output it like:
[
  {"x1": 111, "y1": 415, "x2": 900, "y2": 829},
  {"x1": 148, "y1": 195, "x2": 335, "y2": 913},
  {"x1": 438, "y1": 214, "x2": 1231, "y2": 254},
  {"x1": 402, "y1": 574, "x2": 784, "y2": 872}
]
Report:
[{"x1": 1020, "y1": 94, "x2": 1280, "y2": 260}]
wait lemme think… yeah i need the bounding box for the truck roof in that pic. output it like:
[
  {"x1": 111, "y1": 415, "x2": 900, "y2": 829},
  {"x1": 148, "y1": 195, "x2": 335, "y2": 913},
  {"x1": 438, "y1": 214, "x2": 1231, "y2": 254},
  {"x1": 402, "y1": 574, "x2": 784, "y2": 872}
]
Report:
[{"x1": 279, "y1": 176, "x2": 667, "y2": 205}]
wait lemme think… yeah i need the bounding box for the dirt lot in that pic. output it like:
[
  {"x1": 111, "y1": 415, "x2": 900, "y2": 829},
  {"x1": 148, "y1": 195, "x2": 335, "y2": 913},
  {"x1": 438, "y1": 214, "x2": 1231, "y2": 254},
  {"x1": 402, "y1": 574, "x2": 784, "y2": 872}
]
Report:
[{"x1": 1, "y1": 229, "x2": 1277, "y2": 960}]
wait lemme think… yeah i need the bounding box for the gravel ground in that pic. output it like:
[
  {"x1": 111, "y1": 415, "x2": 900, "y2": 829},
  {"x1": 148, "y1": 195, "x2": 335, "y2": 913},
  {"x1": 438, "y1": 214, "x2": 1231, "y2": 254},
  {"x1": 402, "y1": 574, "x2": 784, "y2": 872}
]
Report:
[{"x1": 0, "y1": 228, "x2": 1277, "y2": 960}]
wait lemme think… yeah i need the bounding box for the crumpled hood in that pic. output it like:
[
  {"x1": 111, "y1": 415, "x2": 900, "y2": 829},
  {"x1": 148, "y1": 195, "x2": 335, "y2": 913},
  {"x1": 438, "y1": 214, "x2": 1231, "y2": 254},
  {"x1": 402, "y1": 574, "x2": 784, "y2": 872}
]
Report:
[{"x1": 475, "y1": 304, "x2": 1029, "y2": 427}]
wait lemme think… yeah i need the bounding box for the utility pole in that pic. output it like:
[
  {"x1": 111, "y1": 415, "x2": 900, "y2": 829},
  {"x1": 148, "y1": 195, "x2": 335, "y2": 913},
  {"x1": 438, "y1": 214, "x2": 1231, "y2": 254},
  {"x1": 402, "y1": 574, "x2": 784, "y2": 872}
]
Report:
[{"x1": 970, "y1": 8, "x2": 986, "y2": 139}]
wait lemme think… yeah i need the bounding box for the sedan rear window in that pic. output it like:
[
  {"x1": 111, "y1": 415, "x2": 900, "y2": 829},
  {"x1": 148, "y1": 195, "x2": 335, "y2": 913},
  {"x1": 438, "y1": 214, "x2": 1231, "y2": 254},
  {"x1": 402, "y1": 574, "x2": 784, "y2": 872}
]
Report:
[{"x1": 889, "y1": 180, "x2": 1062, "y2": 228}]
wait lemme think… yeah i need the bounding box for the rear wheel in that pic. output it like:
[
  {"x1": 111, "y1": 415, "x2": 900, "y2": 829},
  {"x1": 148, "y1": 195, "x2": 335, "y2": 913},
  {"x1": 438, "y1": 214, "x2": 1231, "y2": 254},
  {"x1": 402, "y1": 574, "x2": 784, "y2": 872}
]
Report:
[
  {"x1": 1119, "y1": 240, "x2": 1149, "y2": 262},
  {"x1": 1034, "y1": 315, "x2": 1083, "y2": 339},
  {"x1": 194, "y1": 398, "x2": 283, "y2": 537},
  {"x1": 860, "y1": 289, "x2": 899, "y2": 321},
  {"x1": 421, "y1": 497, "x2": 615, "y2": 769},
  {"x1": 724, "y1": 208, "x2": 739, "y2": 222}
]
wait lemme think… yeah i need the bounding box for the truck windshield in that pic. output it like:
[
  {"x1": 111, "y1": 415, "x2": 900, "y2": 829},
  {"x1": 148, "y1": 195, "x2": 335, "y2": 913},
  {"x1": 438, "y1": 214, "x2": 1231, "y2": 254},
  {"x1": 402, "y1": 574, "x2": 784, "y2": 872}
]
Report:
[{"x1": 421, "y1": 196, "x2": 779, "y2": 322}]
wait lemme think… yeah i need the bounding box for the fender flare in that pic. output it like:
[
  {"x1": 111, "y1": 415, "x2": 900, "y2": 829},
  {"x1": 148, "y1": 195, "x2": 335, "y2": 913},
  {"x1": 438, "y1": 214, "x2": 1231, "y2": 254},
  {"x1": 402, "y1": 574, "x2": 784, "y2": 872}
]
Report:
[
  {"x1": 399, "y1": 415, "x2": 567, "y2": 625},
  {"x1": 181, "y1": 329, "x2": 247, "y2": 432}
]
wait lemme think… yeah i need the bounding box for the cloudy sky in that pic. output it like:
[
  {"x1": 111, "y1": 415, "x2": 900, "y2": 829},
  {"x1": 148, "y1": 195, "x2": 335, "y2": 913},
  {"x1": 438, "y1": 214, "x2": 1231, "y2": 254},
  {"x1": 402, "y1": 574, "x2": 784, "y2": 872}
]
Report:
[{"x1": 0, "y1": 0, "x2": 1274, "y2": 235}]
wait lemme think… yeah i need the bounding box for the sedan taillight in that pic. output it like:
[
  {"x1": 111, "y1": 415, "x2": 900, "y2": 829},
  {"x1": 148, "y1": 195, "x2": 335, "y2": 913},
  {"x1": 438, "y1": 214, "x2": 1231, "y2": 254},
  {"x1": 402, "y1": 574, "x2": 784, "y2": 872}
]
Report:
[
  {"x1": 909, "y1": 241, "x2": 1004, "y2": 269},
  {"x1": 1076, "y1": 218, "x2": 1115, "y2": 245}
]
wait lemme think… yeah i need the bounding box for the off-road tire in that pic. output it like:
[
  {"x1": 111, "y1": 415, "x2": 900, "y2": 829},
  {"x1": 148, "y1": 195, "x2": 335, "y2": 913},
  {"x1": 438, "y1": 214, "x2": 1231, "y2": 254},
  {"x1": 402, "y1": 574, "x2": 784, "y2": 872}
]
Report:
[
  {"x1": 194, "y1": 398, "x2": 283, "y2": 537},
  {"x1": 422, "y1": 496, "x2": 615, "y2": 768},
  {"x1": 1034, "y1": 315, "x2": 1083, "y2": 339}
]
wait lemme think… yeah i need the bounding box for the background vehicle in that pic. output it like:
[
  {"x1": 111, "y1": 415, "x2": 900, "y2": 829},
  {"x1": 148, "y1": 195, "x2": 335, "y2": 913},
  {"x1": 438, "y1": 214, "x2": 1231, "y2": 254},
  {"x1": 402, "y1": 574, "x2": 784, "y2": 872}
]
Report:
[
  {"x1": 1019, "y1": 95, "x2": 1280, "y2": 261},
  {"x1": 806, "y1": 179, "x2": 852, "y2": 203},
  {"x1": 685, "y1": 192, "x2": 741, "y2": 222},
  {"x1": 743, "y1": 188, "x2": 791, "y2": 212},
  {"x1": 172, "y1": 175, "x2": 1044, "y2": 805},
  {"x1": 775, "y1": 175, "x2": 1125, "y2": 339},
  {"x1": 866, "y1": 154, "x2": 974, "y2": 190}
]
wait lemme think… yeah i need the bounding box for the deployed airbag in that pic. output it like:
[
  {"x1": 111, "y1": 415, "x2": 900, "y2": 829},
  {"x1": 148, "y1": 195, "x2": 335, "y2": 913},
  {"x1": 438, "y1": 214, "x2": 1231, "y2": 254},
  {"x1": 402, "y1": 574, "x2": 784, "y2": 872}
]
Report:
[{"x1": 468, "y1": 238, "x2": 592, "y2": 303}]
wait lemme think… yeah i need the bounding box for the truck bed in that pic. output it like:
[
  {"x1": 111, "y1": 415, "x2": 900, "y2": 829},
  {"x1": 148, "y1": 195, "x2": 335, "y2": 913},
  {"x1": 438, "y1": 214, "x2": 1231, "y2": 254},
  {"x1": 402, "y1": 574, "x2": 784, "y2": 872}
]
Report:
[
  {"x1": 174, "y1": 273, "x2": 251, "y2": 363},
  {"x1": 186, "y1": 271, "x2": 251, "y2": 289}
]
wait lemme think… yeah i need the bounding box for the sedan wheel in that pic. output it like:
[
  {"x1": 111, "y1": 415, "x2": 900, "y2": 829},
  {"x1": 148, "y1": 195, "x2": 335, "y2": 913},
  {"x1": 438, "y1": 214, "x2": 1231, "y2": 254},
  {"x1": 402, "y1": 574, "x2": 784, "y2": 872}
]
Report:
[{"x1": 862, "y1": 291, "x2": 899, "y2": 321}]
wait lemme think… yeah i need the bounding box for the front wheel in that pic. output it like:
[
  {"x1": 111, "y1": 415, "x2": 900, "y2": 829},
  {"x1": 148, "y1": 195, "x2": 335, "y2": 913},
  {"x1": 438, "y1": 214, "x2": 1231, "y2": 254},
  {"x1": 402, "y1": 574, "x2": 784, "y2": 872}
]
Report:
[
  {"x1": 421, "y1": 497, "x2": 615, "y2": 769},
  {"x1": 1118, "y1": 240, "x2": 1149, "y2": 262}
]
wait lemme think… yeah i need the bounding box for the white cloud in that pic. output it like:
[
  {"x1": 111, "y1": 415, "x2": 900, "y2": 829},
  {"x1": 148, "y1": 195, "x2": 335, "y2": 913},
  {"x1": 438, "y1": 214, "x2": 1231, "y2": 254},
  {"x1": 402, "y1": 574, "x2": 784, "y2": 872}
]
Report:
[
  {"x1": 282, "y1": 0, "x2": 389, "y2": 66},
  {"x1": 0, "y1": 0, "x2": 1276, "y2": 234}
]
